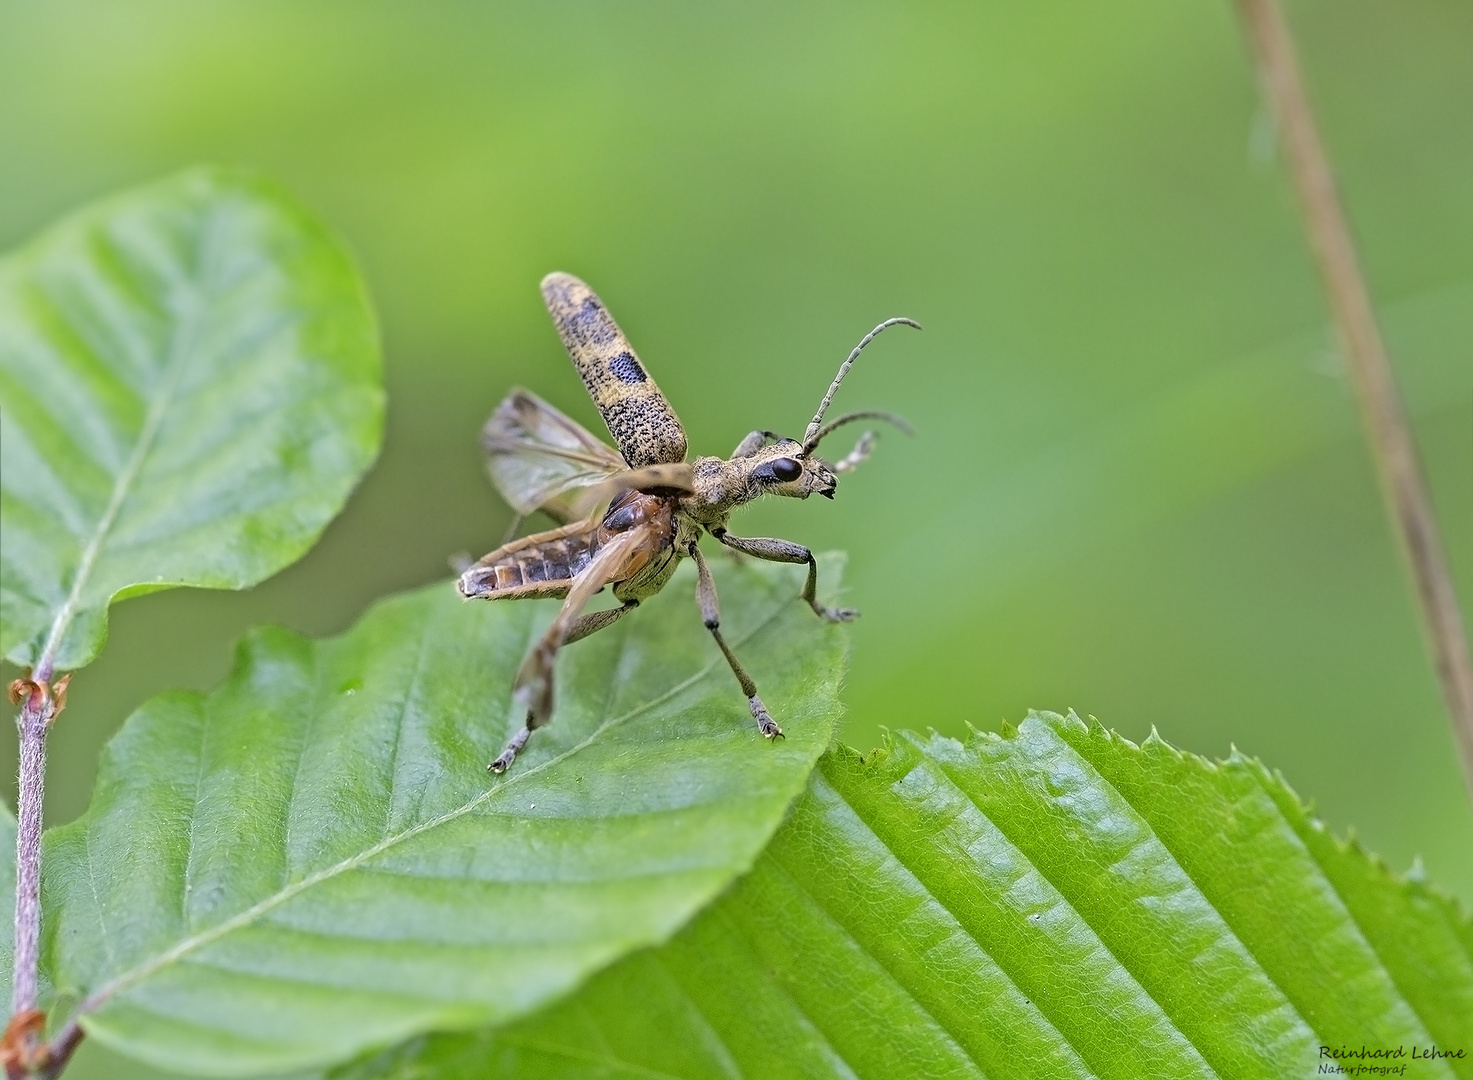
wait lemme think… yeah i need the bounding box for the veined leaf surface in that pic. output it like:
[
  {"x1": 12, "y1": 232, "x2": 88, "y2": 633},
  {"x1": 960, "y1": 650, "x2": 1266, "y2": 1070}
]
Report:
[
  {"x1": 40, "y1": 556, "x2": 846, "y2": 1076},
  {"x1": 338, "y1": 713, "x2": 1473, "y2": 1080},
  {"x1": 0, "y1": 168, "x2": 383, "y2": 671}
]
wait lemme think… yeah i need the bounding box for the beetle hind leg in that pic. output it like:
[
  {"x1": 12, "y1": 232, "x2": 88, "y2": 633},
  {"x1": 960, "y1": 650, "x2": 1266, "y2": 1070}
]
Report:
[
  {"x1": 748, "y1": 696, "x2": 784, "y2": 740},
  {"x1": 489, "y1": 720, "x2": 534, "y2": 774},
  {"x1": 487, "y1": 600, "x2": 639, "y2": 774},
  {"x1": 689, "y1": 542, "x2": 784, "y2": 741}
]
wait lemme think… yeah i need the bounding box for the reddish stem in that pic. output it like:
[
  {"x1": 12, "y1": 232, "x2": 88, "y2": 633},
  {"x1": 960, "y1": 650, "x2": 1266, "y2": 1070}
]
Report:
[{"x1": 8, "y1": 665, "x2": 57, "y2": 1079}]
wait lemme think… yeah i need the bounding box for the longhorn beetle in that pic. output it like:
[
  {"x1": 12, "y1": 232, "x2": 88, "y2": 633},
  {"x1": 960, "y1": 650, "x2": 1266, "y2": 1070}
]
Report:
[{"x1": 459, "y1": 273, "x2": 919, "y2": 772}]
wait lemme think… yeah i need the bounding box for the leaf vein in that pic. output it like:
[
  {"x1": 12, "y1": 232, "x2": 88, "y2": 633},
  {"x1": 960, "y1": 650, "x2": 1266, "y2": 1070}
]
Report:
[
  {"x1": 1243, "y1": 764, "x2": 1442, "y2": 1045},
  {"x1": 762, "y1": 842, "x2": 991, "y2": 1080},
  {"x1": 179, "y1": 703, "x2": 212, "y2": 933},
  {"x1": 491, "y1": 1032, "x2": 693, "y2": 1080},
  {"x1": 80, "y1": 818, "x2": 121, "y2": 977},
  {"x1": 63, "y1": 587, "x2": 798, "y2": 1022},
  {"x1": 380, "y1": 615, "x2": 437, "y2": 839},
  {"x1": 646, "y1": 951, "x2": 745, "y2": 1080},
  {"x1": 916, "y1": 747, "x2": 1221, "y2": 1079},
  {"x1": 33, "y1": 201, "x2": 226, "y2": 672}
]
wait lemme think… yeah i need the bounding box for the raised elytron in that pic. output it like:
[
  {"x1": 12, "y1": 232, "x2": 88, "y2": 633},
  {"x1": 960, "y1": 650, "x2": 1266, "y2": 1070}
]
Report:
[{"x1": 460, "y1": 273, "x2": 919, "y2": 773}]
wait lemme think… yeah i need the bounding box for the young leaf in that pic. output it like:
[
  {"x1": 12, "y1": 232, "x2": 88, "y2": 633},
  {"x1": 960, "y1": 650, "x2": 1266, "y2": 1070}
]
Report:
[
  {"x1": 40, "y1": 556, "x2": 846, "y2": 1076},
  {"x1": 338, "y1": 713, "x2": 1473, "y2": 1080},
  {"x1": 0, "y1": 168, "x2": 383, "y2": 672}
]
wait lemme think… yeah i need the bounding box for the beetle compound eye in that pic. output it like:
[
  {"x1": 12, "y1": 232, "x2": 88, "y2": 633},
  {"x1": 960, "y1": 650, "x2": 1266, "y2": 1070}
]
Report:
[{"x1": 769, "y1": 457, "x2": 803, "y2": 483}]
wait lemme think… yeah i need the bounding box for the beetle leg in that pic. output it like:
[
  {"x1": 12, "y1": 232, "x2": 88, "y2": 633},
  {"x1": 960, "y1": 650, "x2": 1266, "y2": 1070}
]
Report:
[
  {"x1": 688, "y1": 542, "x2": 782, "y2": 740},
  {"x1": 489, "y1": 724, "x2": 533, "y2": 774},
  {"x1": 498, "y1": 513, "x2": 525, "y2": 547},
  {"x1": 490, "y1": 533, "x2": 643, "y2": 774},
  {"x1": 710, "y1": 529, "x2": 857, "y2": 623},
  {"x1": 730, "y1": 430, "x2": 768, "y2": 458},
  {"x1": 488, "y1": 601, "x2": 637, "y2": 774},
  {"x1": 565, "y1": 600, "x2": 638, "y2": 645}
]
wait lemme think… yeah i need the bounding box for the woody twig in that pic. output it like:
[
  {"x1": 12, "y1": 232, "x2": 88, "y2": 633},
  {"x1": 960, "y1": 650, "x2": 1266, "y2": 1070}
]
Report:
[{"x1": 6, "y1": 667, "x2": 68, "y2": 1079}]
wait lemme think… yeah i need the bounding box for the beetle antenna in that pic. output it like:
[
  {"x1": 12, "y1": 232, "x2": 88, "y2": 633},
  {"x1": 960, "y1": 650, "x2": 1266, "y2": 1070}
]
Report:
[
  {"x1": 804, "y1": 410, "x2": 913, "y2": 453},
  {"x1": 802, "y1": 317, "x2": 921, "y2": 447}
]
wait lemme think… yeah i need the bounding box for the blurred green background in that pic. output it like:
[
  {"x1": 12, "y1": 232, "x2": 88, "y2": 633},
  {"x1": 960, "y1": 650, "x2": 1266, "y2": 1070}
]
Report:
[{"x1": 2, "y1": 3, "x2": 1471, "y2": 1072}]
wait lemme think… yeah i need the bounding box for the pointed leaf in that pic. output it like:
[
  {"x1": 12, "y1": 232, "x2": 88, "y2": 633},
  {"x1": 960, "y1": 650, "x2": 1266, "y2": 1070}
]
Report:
[
  {"x1": 41, "y1": 556, "x2": 846, "y2": 1076},
  {"x1": 0, "y1": 168, "x2": 383, "y2": 671},
  {"x1": 344, "y1": 713, "x2": 1473, "y2": 1079}
]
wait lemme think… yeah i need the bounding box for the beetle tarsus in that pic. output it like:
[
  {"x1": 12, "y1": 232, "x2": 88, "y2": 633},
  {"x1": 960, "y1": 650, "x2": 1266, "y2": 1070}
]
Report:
[
  {"x1": 814, "y1": 602, "x2": 858, "y2": 623},
  {"x1": 749, "y1": 695, "x2": 784, "y2": 740},
  {"x1": 489, "y1": 720, "x2": 533, "y2": 774}
]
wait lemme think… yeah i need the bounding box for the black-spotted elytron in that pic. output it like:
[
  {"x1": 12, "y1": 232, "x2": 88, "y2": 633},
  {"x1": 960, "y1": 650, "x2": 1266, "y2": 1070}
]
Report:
[{"x1": 459, "y1": 273, "x2": 919, "y2": 772}]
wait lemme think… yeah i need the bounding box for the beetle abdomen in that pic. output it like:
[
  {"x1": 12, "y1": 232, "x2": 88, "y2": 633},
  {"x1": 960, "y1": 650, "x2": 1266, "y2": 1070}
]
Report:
[{"x1": 458, "y1": 522, "x2": 598, "y2": 599}]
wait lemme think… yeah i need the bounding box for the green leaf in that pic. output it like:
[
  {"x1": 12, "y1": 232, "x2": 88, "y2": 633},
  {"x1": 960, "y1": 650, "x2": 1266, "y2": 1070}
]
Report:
[
  {"x1": 0, "y1": 168, "x2": 383, "y2": 672},
  {"x1": 340, "y1": 713, "x2": 1473, "y2": 1080},
  {"x1": 40, "y1": 555, "x2": 846, "y2": 1076}
]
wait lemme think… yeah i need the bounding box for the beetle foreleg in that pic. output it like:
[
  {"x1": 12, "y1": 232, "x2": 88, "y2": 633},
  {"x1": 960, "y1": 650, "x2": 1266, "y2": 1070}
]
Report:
[
  {"x1": 688, "y1": 542, "x2": 782, "y2": 740},
  {"x1": 710, "y1": 529, "x2": 857, "y2": 623}
]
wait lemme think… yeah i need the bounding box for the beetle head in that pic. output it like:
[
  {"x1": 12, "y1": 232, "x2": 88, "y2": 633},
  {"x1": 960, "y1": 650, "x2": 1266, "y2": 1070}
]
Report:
[
  {"x1": 730, "y1": 436, "x2": 839, "y2": 500},
  {"x1": 699, "y1": 316, "x2": 920, "y2": 514}
]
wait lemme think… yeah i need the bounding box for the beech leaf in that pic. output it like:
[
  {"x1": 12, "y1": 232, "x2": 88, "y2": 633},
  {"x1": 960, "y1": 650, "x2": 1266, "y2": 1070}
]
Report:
[
  {"x1": 0, "y1": 168, "x2": 383, "y2": 671},
  {"x1": 338, "y1": 713, "x2": 1473, "y2": 1080},
  {"x1": 40, "y1": 556, "x2": 847, "y2": 1076}
]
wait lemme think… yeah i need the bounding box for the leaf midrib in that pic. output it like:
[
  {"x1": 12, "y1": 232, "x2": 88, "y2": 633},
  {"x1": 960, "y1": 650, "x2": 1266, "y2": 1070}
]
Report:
[
  {"x1": 34, "y1": 208, "x2": 224, "y2": 673},
  {"x1": 70, "y1": 588, "x2": 798, "y2": 1025}
]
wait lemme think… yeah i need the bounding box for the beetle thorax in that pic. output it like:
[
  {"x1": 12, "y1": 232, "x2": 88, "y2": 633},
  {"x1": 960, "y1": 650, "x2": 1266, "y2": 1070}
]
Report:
[
  {"x1": 682, "y1": 443, "x2": 838, "y2": 531},
  {"x1": 685, "y1": 456, "x2": 750, "y2": 526}
]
